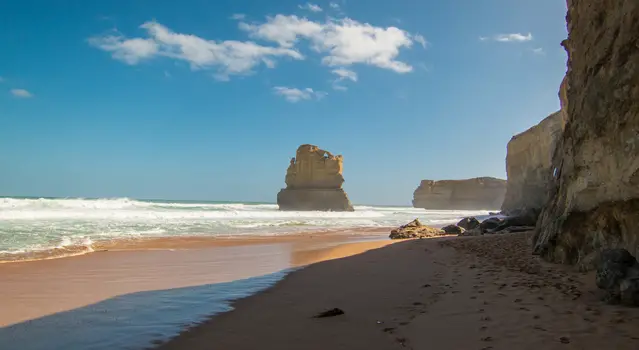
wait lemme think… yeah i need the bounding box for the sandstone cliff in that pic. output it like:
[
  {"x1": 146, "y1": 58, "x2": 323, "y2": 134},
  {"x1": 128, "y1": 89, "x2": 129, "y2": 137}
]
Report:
[
  {"x1": 501, "y1": 111, "x2": 565, "y2": 214},
  {"x1": 412, "y1": 177, "x2": 506, "y2": 210},
  {"x1": 277, "y1": 145, "x2": 354, "y2": 211},
  {"x1": 533, "y1": 0, "x2": 639, "y2": 268}
]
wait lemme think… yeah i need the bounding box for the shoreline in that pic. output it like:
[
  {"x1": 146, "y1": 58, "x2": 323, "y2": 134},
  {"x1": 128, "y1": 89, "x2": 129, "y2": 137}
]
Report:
[
  {"x1": 0, "y1": 226, "x2": 392, "y2": 264},
  {"x1": 0, "y1": 230, "x2": 394, "y2": 332},
  {"x1": 158, "y1": 232, "x2": 639, "y2": 350}
]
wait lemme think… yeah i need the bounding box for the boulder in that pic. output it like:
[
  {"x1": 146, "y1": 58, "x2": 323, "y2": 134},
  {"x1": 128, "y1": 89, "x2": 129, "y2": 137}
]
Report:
[
  {"x1": 460, "y1": 227, "x2": 483, "y2": 237},
  {"x1": 493, "y1": 209, "x2": 540, "y2": 232},
  {"x1": 479, "y1": 217, "x2": 502, "y2": 232},
  {"x1": 533, "y1": 0, "x2": 639, "y2": 267},
  {"x1": 596, "y1": 249, "x2": 639, "y2": 306},
  {"x1": 277, "y1": 145, "x2": 354, "y2": 211},
  {"x1": 390, "y1": 219, "x2": 444, "y2": 239},
  {"x1": 442, "y1": 225, "x2": 464, "y2": 235},
  {"x1": 457, "y1": 217, "x2": 480, "y2": 230},
  {"x1": 412, "y1": 177, "x2": 506, "y2": 210}
]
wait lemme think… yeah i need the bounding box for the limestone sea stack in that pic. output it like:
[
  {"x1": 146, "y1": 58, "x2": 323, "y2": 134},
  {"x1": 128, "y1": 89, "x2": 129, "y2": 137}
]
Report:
[
  {"x1": 501, "y1": 110, "x2": 565, "y2": 215},
  {"x1": 412, "y1": 177, "x2": 506, "y2": 210},
  {"x1": 277, "y1": 144, "x2": 354, "y2": 211},
  {"x1": 533, "y1": 0, "x2": 639, "y2": 267}
]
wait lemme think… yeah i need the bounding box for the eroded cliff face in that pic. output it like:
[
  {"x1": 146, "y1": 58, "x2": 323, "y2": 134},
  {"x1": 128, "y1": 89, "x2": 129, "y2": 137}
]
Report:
[
  {"x1": 501, "y1": 111, "x2": 565, "y2": 214},
  {"x1": 412, "y1": 177, "x2": 506, "y2": 210},
  {"x1": 533, "y1": 0, "x2": 639, "y2": 268},
  {"x1": 277, "y1": 144, "x2": 354, "y2": 211}
]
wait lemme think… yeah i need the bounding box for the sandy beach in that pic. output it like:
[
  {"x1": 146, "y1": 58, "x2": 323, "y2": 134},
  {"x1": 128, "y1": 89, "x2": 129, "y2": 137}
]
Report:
[
  {"x1": 159, "y1": 232, "x2": 639, "y2": 350},
  {"x1": 0, "y1": 230, "x2": 392, "y2": 328}
]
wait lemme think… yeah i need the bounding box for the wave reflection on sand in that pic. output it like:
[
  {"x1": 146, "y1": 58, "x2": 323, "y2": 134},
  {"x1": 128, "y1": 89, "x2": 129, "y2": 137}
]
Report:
[{"x1": 0, "y1": 270, "x2": 292, "y2": 350}]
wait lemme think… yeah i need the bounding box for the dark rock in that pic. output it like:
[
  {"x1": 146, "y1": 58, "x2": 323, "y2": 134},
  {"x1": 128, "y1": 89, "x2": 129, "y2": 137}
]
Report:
[
  {"x1": 596, "y1": 249, "x2": 639, "y2": 306},
  {"x1": 460, "y1": 227, "x2": 482, "y2": 236},
  {"x1": 457, "y1": 217, "x2": 480, "y2": 230},
  {"x1": 313, "y1": 308, "x2": 345, "y2": 318},
  {"x1": 503, "y1": 226, "x2": 535, "y2": 233},
  {"x1": 479, "y1": 217, "x2": 502, "y2": 232},
  {"x1": 442, "y1": 225, "x2": 464, "y2": 235}
]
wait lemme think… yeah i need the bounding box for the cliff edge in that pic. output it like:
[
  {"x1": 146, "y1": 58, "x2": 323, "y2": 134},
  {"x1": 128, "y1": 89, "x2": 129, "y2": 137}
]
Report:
[
  {"x1": 501, "y1": 111, "x2": 565, "y2": 214},
  {"x1": 533, "y1": 0, "x2": 639, "y2": 268}
]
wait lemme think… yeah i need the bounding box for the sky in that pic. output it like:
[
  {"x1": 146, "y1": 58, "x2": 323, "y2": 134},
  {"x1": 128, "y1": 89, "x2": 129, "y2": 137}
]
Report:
[{"x1": 0, "y1": 0, "x2": 568, "y2": 205}]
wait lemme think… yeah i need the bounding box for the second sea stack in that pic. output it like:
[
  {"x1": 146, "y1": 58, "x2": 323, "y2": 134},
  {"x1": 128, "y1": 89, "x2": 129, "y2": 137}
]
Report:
[
  {"x1": 412, "y1": 177, "x2": 506, "y2": 210},
  {"x1": 277, "y1": 144, "x2": 354, "y2": 211}
]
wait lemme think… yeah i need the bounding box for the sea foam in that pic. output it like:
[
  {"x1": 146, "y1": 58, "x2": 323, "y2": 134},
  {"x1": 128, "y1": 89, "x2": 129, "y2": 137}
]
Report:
[{"x1": 0, "y1": 197, "x2": 496, "y2": 259}]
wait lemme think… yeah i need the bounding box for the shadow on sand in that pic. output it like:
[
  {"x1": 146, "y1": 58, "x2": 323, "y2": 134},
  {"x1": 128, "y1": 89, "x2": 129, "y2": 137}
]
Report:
[{"x1": 0, "y1": 269, "x2": 294, "y2": 350}]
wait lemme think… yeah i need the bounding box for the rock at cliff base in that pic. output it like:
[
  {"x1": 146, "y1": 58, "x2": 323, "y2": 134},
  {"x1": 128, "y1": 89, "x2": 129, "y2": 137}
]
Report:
[
  {"x1": 277, "y1": 144, "x2": 353, "y2": 211},
  {"x1": 457, "y1": 217, "x2": 480, "y2": 230},
  {"x1": 460, "y1": 227, "x2": 483, "y2": 237},
  {"x1": 389, "y1": 219, "x2": 444, "y2": 239},
  {"x1": 479, "y1": 217, "x2": 502, "y2": 232},
  {"x1": 442, "y1": 225, "x2": 464, "y2": 235},
  {"x1": 493, "y1": 210, "x2": 539, "y2": 232},
  {"x1": 596, "y1": 249, "x2": 639, "y2": 306}
]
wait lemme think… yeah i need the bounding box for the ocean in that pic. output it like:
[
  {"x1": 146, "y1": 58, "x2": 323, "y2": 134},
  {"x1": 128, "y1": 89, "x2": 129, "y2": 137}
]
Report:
[{"x1": 0, "y1": 196, "x2": 495, "y2": 261}]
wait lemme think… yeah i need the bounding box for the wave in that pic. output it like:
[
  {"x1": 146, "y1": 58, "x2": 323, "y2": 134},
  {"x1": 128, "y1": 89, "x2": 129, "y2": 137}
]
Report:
[
  {"x1": 0, "y1": 197, "x2": 496, "y2": 260},
  {"x1": 0, "y1": 197, "x2": 279, "y2": 211}
]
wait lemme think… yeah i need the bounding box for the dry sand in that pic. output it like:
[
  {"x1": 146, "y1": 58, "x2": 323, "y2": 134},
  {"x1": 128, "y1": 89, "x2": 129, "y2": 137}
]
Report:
[
  {"x1": 160, "y1": 232, "x2": 639, "y2": 350},
  {"x1": 0, "y1": 232, "x2": 391, "y2": 327}
]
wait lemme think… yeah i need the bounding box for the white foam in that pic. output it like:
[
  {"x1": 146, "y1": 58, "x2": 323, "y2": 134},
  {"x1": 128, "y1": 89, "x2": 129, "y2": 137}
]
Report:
[{"x1": 0, "y1": 197, "x2": 496, "y2": 256}]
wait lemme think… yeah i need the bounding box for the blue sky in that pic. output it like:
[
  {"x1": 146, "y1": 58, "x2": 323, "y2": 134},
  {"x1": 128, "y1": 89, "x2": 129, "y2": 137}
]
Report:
[{"x1": 0, "y1": 0, "x2": 567, "y2": 205}]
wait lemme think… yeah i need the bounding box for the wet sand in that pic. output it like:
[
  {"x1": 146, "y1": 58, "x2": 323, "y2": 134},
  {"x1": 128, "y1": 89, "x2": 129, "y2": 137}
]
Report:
[
  {"x1": 160, "y1": 232, "x2": 639, "y2": 350},
  {"x1": 0, "y1": 230, "x2": 391, "y2": 328}
]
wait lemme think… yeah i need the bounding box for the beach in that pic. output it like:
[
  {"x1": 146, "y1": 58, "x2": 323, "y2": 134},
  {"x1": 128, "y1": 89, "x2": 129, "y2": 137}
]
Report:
[
  {"x1": 159, "y1": 232, "x2": 639, "y2": 350},
  {"x1": 4, "y1": 202, "x2": 639, "y2": 350},
  {"x1": 0, "y1": 197, "x2": 505, "y2": 349},
  {"x1": 0, "y1": 230, "x2": 394, "y2": 349}
]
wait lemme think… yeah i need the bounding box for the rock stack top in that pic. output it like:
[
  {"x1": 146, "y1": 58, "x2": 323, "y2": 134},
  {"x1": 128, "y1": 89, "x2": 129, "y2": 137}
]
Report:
[{"x1": 285, "y1": 144, "x2": 345, "y2": 190}]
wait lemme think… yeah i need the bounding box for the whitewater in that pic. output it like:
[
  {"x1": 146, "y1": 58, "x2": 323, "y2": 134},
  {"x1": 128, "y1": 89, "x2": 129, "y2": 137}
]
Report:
[{"x1": 0, "y1": 197, "x2": 496, "y2": 259}]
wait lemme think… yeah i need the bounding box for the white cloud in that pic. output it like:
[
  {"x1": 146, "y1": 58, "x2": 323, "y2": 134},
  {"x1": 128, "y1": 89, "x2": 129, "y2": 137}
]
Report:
[
  {"x1": 230, "y1": 13, "x2": 246, "y2": 20},
  {"x1": 240, "y1": 16, "x2": 415, "y2": 73},
  {"x1": 413, "y1": 34, "x2": 427, "y2": 48},
  {"x1": 299, "y1": 3, "x2": 323, "y2": 12},
  {"x1": 329, "y1": 2, "x2": 340, "y2": 9},
  {"x1": 332, "y1": 68, "x2": 357, "y2": 82},
  {"x1": 482, "y1": 33, "x2": 533, "y2": 43},
  {"x1": 273, "y1": 86, "x2": 326, "y2": 102},
  {"x1": 331, "y1": 67, "x2": 357, "y2": 90},
  {"x1": 89, "y1": 21, "x2": 303, "y2": 79},
  {"x1": 332, "y1": 84, "x2": 347, "y2": 91},
  {"x1": 88, "y1": 35, "x2": 159, "y2": 64},
  {"x1": 10, "y1": 89, "x2": 33, "y2": 98},
  {"x1": 531, "y1": 47, "x2": 545, "y2": 55},
  {"x1": 90, "y1": 13, "x2": 424, "y2": 88},
  {"x1": 239, "y1": 15, "x2": 323, "y2": 48}
]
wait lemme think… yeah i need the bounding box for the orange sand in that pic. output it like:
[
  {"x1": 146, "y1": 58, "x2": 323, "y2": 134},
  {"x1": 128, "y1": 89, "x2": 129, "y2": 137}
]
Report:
[
  {"x1": 0, "y1": 232, "x2": 391, "y2": 327},
  {"x1": 160, "y1": 232, "x2": 639, "y2": 350}
]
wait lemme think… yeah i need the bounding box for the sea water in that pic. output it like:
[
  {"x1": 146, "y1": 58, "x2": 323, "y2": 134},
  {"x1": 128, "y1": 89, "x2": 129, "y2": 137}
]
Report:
[{"x1": 0, "y1": 196, "x2": 495, "y2": 258}]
